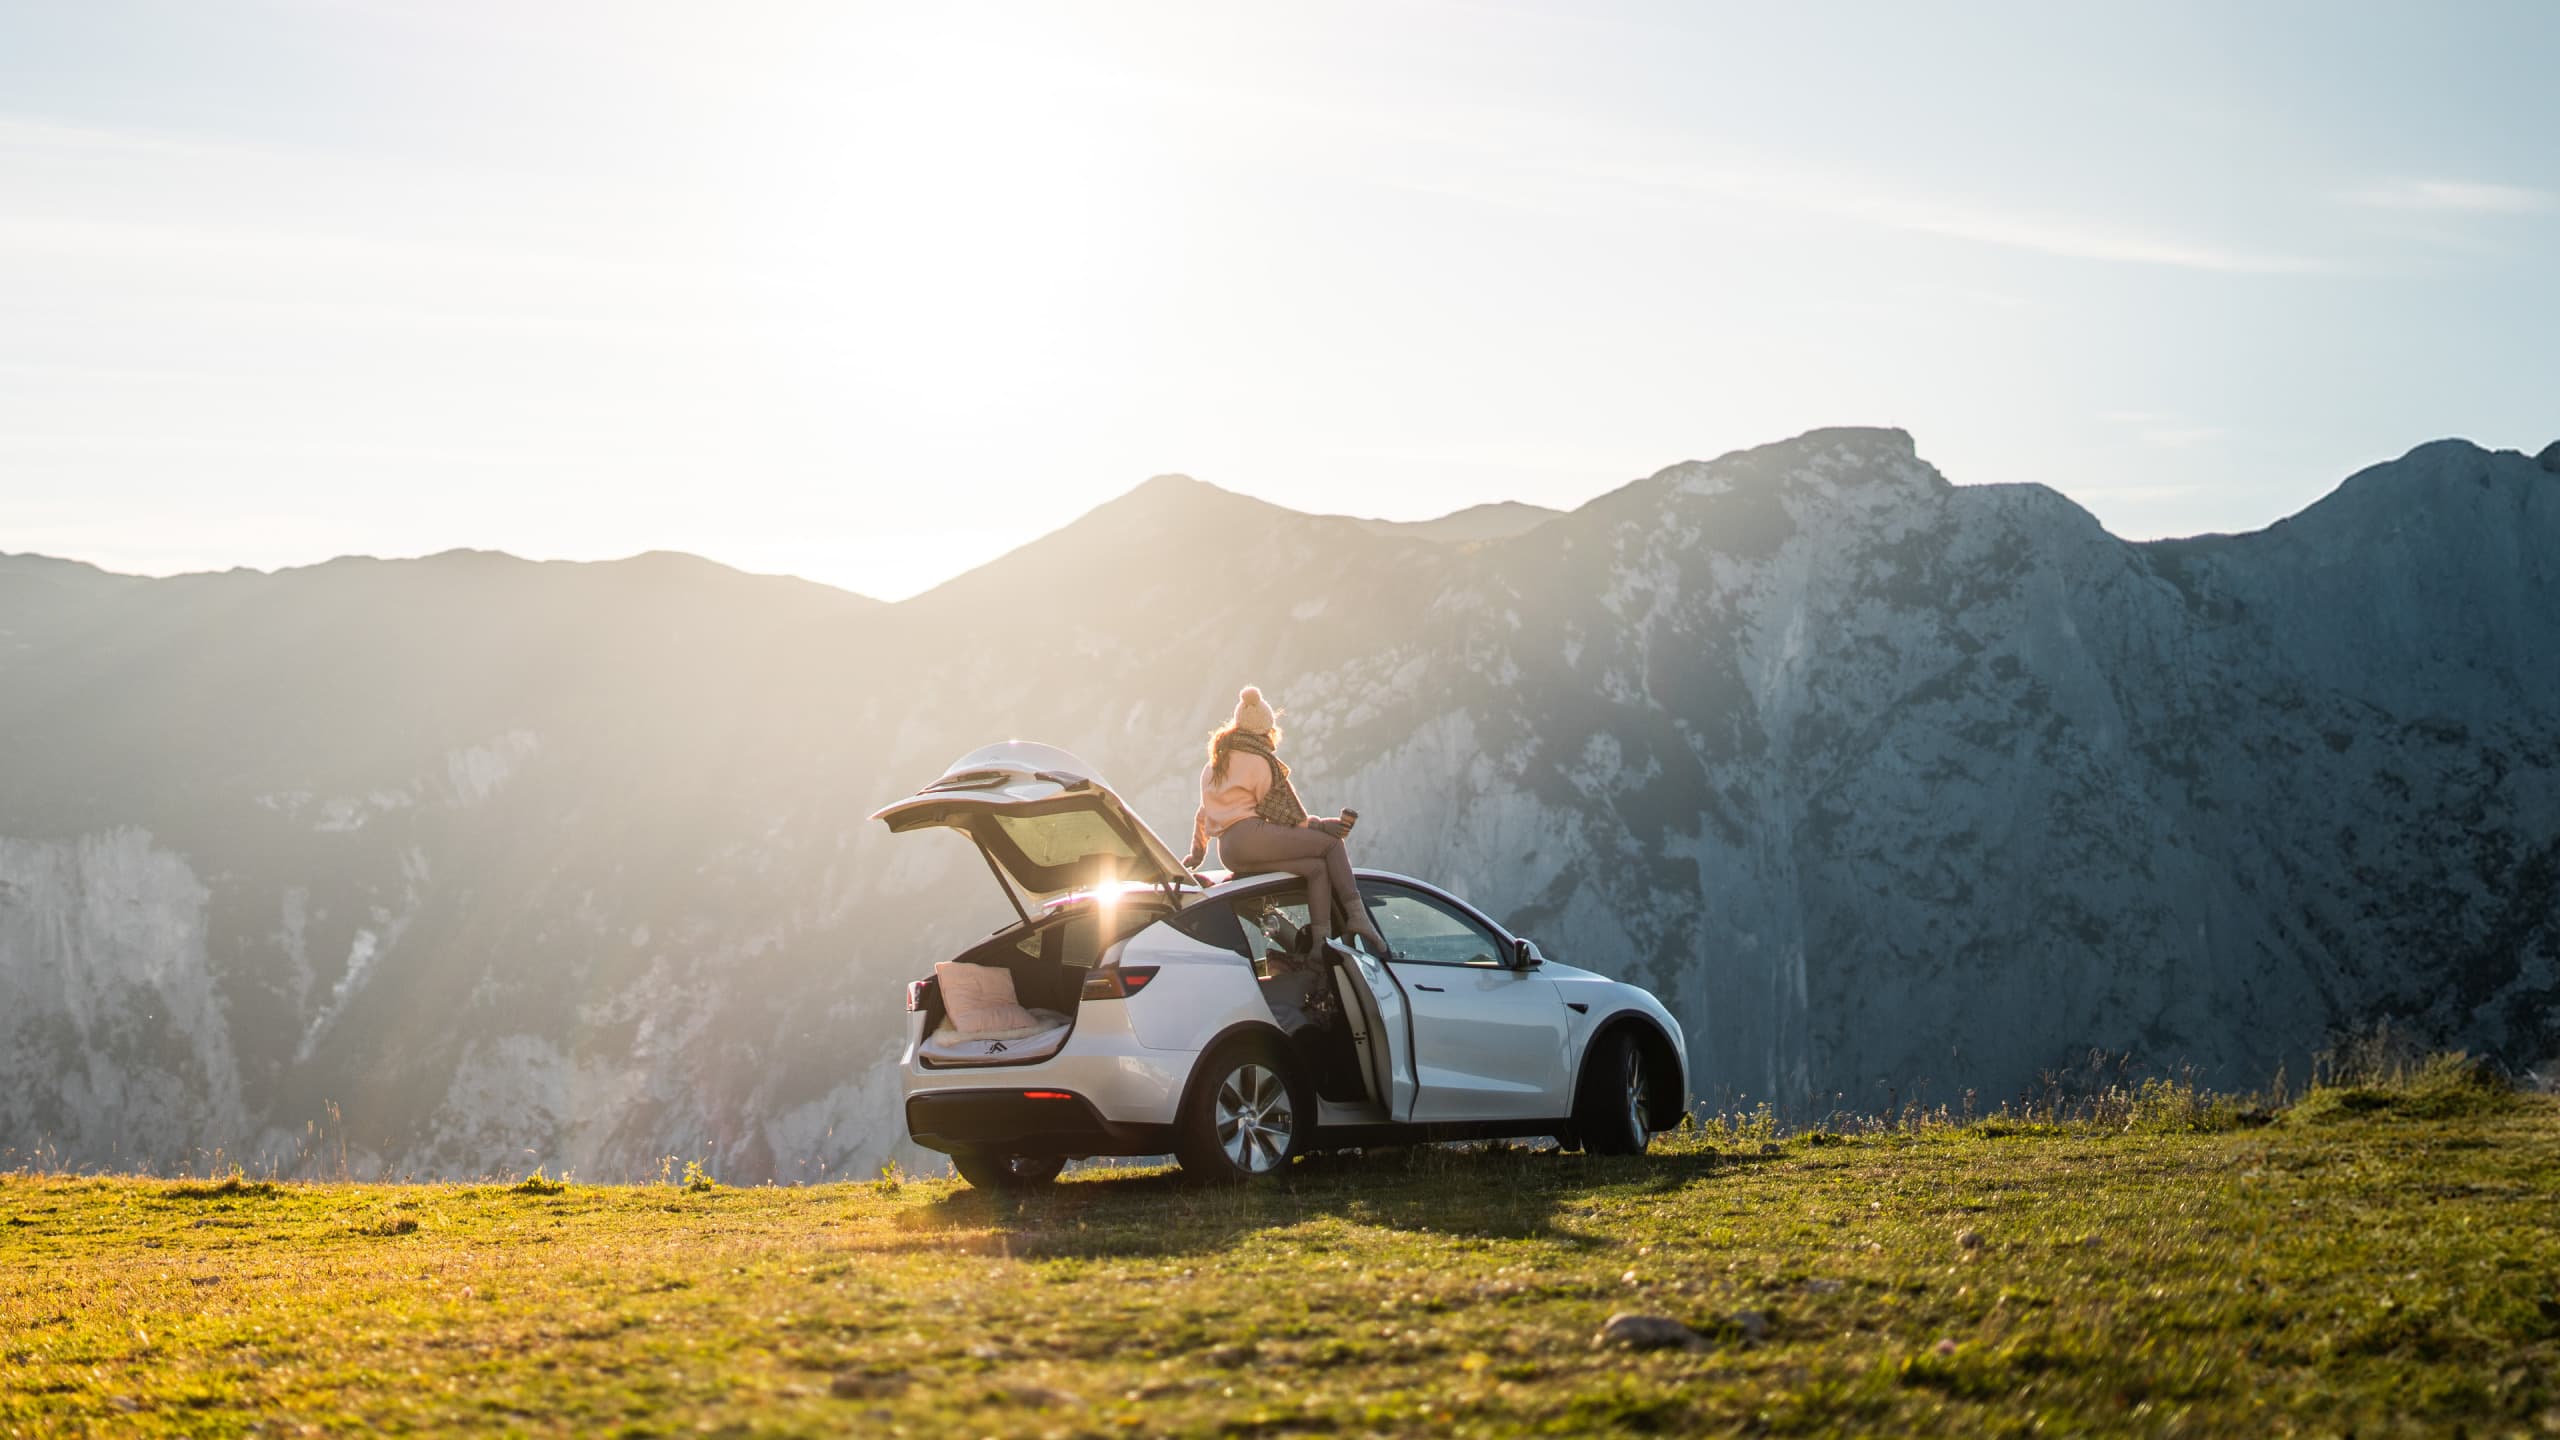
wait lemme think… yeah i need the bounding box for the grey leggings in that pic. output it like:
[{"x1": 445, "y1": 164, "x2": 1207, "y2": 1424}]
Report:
[{"x1": 1216, "y1": 818, "x2": 1382, "y2": 947}]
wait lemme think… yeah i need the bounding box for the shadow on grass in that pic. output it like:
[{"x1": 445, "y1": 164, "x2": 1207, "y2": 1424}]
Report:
[{"x1": 893, "y1": 1143, "x2": 1767, "y2": 1259}]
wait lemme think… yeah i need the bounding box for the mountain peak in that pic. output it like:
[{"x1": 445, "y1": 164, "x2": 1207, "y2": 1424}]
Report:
[
  {"x1": 1789, "y1": 424, "x2": 1918, "y2": 456},
  {"x1": 1640, "y1": 425, "x2": 1939, "y2": 506},
  {"x1": 2307, "y1": 437, "x2": 2540, "y2": 517},
  {"x1": 1717, "y1": 425, "x2": 1922, "y2": 470},
  {"x1": 1089, "y1": 472, "x2": 1306, "y2": 531}
]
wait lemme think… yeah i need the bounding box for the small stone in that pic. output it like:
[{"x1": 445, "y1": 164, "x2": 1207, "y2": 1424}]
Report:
[
  {"x1": 829, "y1": 1372, "x2": 909, "y2": 1400},
  {"x1": 1730, "y1": 1309, "x2": 1771, "y2": 1342},
  {"x1": 1934, "y1": 1337, "x2": 1959, "y2": 1357},
  {"x1": 1593, "y1": 1312, "x2": 1706, "y2": 1352},
  {"x1": 1957, "y1": 1229, "x2": 1984, "y2": 1249},
  {"x1": 1804, "y1": 1278, "x2": 1844, "y2": 1295}
]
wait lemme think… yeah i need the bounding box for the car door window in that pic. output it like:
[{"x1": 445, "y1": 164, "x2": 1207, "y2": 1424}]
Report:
[
  {"x1": 1231, "y1": 889, "x2": 1320, "y2": 979},
  {"x1": 1362, "y1": 885, "x2": 1506, "y2": 967}
]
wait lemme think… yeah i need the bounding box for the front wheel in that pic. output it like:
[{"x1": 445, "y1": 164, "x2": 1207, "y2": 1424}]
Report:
[
  {"x1": 1574, "y1": 1029, "x2": 1658, "y2": 1156},
  {"x1": 1175, "y1": 1040, "x2": 1309, "y2": 1183},
  {"x1": 950, "y1": 1151, "x2": 1065, "y2": 1190}
]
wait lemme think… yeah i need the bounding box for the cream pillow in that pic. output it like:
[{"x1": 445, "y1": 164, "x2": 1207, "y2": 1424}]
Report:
[{"x1": 935, "y1": 961, "x2": 1042, "y2": 1036}]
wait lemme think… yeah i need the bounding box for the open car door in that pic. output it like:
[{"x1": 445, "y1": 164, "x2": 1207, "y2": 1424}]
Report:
[
  {"x1": 1332, "y1": 940, "x2": 1417, "y2": 1123},
  {"x1": 870, "y1": 742, "x2": 1195, "y2": 919}
]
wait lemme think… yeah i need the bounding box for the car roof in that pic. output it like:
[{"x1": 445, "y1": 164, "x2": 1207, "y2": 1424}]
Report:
[
  {"x1": 1188, "y1": 867, "x2": 1505, "y2": 933},
  {"x1": 1048, "y1": 868, "x2": 1496, "y2": 934},
  {"x1": 1188, "y1": 866, "x2": 1418, "y2": 901}
]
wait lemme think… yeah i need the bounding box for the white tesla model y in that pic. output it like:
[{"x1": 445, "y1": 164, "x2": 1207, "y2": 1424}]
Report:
[{"x1": 874, "y1": 742, "x2": 1690, "y2": 1188}]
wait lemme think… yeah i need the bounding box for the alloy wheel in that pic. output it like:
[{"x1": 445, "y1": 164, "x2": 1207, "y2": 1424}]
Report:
[
  {"x1": 1622, "y1": 1043, "x2": 1650, "y2": 1147},
  {"x1": 1214, "y1": 1062, "x2": 1295, "y2": 1173}
]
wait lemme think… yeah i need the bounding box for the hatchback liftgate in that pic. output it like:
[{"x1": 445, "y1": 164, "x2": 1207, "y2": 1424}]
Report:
[{"x1": 870, "y1": 742, "x2": 1198, "y2": 913}]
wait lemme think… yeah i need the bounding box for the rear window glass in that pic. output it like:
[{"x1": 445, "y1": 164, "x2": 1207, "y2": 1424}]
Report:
[
  {"x1": 991, "y1": 810, "x2": 1138, "y2": 868},
  {"x1": 1016, "y1": 896, "x2": 1172, "y2": 967},
  {"x1": 1165, "y1": 900, "x2": 1249, "y2": 958}
]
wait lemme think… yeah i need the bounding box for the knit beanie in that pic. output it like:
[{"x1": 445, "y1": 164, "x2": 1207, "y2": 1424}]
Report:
[{"x1": 1232, "y1": 686, "x2": 1277, "y2": 735}]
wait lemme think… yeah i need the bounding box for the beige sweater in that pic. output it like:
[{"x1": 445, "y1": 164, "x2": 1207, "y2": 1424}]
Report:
[{"x1": 1196, "y1": 750, "x2": 1275, "y2": 839}]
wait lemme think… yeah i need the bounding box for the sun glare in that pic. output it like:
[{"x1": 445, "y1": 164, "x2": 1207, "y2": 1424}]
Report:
[{"x1": 727, "y1": 12, "x2": 1160, "y2": 432}]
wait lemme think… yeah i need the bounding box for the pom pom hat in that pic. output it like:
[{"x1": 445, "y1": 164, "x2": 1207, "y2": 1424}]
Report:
[{"x1": 1232, "y1": 686, "x2": 1278, "y2": 735}]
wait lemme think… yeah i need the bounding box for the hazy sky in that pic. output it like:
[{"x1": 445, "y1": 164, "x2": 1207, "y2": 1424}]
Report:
[{"x1": 5, "y1": 2, "x2": 2555, "y2": 598}]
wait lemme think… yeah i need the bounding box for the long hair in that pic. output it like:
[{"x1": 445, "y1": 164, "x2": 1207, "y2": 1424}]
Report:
[{"x1": 1206, "y1": 719, "x2": 1283, "y2": 784}]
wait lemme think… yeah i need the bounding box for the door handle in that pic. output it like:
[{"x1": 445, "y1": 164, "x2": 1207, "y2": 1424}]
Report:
[{"x1": 1413, "y1": 983, "x2": 1445, "y2": 992}]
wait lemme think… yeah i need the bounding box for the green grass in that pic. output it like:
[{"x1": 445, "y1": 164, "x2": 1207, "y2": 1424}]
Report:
[{"x1": 4, "y1": 1070, "x2": 2556, "y2": 1437}]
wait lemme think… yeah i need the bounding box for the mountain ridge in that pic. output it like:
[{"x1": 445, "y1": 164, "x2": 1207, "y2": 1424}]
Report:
[
  {"x1": 2, "y1": 427, "x2": 2553, "y2": 1181},
  {"x1": 16, "y1": 425, "x2": 2546, "y2": 611}
]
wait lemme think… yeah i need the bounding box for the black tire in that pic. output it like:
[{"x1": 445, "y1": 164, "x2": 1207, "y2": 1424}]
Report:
[
  {"x1": 1174, "y1": 1038, "x2": 1310, "y2": 1184},
  {"x1": 1574, "y1": 1028, "x2": 1659, "y2": 1157},
  {"x1": 950, "y1": 1151, "x2": 1065, "y2": 1190}
]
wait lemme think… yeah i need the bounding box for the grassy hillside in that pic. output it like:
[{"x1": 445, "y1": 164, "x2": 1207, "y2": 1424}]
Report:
[{"x1": 4, "y1": 1065, "x2": 2554, "y2": 1437}]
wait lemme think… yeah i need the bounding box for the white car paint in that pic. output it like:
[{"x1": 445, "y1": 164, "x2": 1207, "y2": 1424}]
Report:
[{"x1": 1392, "y1": 961, "x2": 1572, "y2": 1122}]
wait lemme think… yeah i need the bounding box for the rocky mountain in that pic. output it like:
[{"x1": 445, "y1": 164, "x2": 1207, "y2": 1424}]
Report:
[{"x1": 3, "y1": 431, "x2": 2554, "y2": 1180}]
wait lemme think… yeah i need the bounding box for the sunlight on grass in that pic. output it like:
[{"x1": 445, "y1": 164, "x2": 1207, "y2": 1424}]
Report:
[{"x1": 2, "y1": 1063, "x2": 2553, "y2": 1435}]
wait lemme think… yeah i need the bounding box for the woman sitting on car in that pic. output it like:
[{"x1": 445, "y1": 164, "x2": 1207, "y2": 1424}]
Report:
[{"x1": 1180, "y1": 686, "x2": 1392, "y2": 957}]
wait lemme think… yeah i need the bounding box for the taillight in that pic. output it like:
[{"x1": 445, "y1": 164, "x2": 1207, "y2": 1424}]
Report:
[
  {"x1": 906, "y1": 979, "x2": 931, "y2": 1013},
  {"x1": 1022, "y1": 1090, "x2": 1075, "y2": 1102},
  {"x1": 1079, "y1": 965, "x2": 1160, "y2": 1001}
]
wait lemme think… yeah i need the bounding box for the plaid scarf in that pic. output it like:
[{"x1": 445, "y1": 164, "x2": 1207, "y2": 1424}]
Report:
[{"x1": 1224, "y1": 731, "x2": 1308, "y2": 828}]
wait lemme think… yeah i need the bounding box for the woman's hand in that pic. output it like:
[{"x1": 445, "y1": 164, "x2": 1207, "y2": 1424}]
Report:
[
  {"x1": 1180, "y1": 847, "x2": 1207, "y2": 871},
  {"x1": 1309, "y1": 817, "x2": 1352, "y2": 839}
]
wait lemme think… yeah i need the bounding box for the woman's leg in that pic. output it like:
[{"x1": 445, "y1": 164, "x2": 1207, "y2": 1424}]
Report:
[
  {"x1": 1301, "y1": 864, "x2": 1331, "y2": 947},
  {"x1": 1218, "y1": 821, "x2": 1336, "y2": 943},
  {"x1": 1220, "y1": 821, "x2": 1386, "y2": 952},
  {"x1": 1316, "y1": 837, "x2": 1389, "y2": 952}
]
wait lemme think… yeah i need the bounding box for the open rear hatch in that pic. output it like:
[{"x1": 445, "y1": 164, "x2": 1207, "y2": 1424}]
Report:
[
  {"x1": 881, "y1": 743, "x2": 1194, "y2": 1068},
  {"x1": 873, "y1": 741, "x2": 1195, "y2": 922}
]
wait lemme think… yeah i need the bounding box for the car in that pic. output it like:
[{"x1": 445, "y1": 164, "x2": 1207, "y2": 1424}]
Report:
[{"x1": 873, "y1": 741, "x2": 1691, "y2": 1188}]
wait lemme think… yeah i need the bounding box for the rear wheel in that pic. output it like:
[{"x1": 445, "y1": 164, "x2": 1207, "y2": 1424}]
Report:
[
  {"x1": 1175, "y1": 1039, "x2": 1309, "y2": 1183},
  {"x1": 1574, "y1": 1028, "x2": 1658, "y2": 1156},
  {"x1": 950, "y1": 1151, "x2": 1065, "y2": 1190}
]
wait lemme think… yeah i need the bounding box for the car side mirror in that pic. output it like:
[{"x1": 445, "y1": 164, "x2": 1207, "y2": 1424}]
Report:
[{"x1": 1513, "y1": 937, "x2": 1543, "y2": 970}]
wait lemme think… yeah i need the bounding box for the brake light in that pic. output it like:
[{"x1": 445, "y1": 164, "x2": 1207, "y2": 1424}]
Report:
[
  {"x1": 1022, "y1": 1090, "x2": 1075, "y2": 1101},
  {"x1": 1079, "y1": 965, "x2": 1161, "y2": 1001},
  {"x1": 906, "y1": 979, "x2": 932, "y2": 1013}
]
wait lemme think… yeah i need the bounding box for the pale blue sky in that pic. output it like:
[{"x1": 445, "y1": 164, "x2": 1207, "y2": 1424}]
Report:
[{"x1": 4, "y1": 1, "x2": 2554, "y2": 597}]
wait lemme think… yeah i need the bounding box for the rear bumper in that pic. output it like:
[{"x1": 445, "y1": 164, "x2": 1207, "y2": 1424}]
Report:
[{"x1": 905, "y1": 1089, "x2": 1178, "y2": 1158}]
